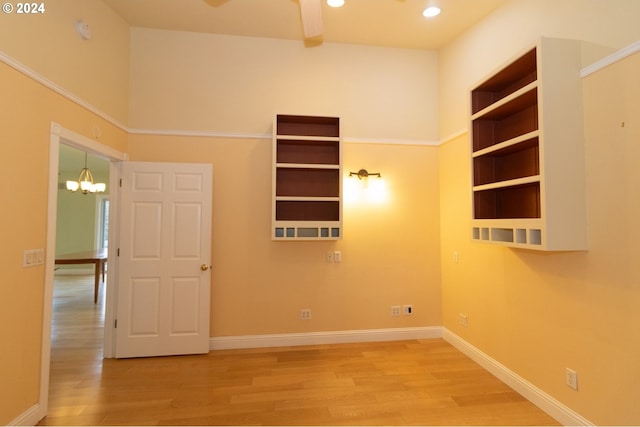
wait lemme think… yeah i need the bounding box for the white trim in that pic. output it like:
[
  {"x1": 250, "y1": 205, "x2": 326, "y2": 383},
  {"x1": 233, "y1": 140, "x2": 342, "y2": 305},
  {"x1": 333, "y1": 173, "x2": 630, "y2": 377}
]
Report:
[
  {"x1": 50, "y1": 123, "x2": 127, "y2": 161},
  {"x1": 8, "y1": 403, "x2": 43, "y2": 426},
  {"x1": 442, "y1": 329, "x2": 594, "y2": 427},
  {"x1": 210, "y1": 326, "x2": 442, "y2": 350},
  {"x1": 581, "y1": 39, "x2": 640, "y2": 78},
  {"x1": 438, "y1": 128, "x2": 469, "y2": 145},
  {"x1": 127, "y1": 127, "x2": 271, "y2": 140},
  {"x1": 344, "y1": 137, "x2": 439, "y2": 146},
  {"x1": 0, "y1": 51, "x2": 127, "y2": 132},
  {"x1": 95, "y1": 195, "x2": 110, "y2": 251},
  {"x1": 130, "y1": 128, "x2": 440, "y2": 146}
]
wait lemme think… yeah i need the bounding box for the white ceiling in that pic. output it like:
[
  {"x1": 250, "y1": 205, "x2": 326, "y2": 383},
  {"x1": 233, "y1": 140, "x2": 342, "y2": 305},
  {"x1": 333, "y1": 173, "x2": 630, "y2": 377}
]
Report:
[{"x1": 102, "y1": 0, "x2": 507, "y2": 50}]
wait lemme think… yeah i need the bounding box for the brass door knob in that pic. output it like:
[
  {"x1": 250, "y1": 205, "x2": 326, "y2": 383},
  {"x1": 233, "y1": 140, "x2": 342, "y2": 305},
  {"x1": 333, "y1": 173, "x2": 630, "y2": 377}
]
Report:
[{"x1": 201, "y1": 264, "x2": 211, "y2": 271}]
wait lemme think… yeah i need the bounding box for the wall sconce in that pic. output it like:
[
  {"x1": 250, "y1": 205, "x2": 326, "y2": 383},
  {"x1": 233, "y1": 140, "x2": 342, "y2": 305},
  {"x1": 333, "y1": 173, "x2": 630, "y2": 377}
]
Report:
[
  {"x1": 345, "y1": 168, "x2": 387, "y2": 204},
  {"x1": 349, "y1": 169, "x2": 381, "y2": 180}
]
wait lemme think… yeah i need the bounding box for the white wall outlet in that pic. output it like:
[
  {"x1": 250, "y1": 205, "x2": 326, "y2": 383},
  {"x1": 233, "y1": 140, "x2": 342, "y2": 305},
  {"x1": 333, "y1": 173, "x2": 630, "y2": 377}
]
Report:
[
  {"x1": 453, "y1": 250, "x2": 459, "y2": 264},
  {"x1": 566, "y1": 368, "x2": 578, "y2": 390},
  {"x1": 458, "y1": 312, "x2": 468, "y2": 327},
  {"x1": 300, "y1": 309, "x2": 312, "y2": 320},
  {"x1": 391, "y1": 306, "x2": 401, "y2": 316},
  {"x1": 334, "y1": 251, "x2": 342, "y2": 262},
  {"x1": 402, "y1": 305, "x2": 413, "y2": 315}
]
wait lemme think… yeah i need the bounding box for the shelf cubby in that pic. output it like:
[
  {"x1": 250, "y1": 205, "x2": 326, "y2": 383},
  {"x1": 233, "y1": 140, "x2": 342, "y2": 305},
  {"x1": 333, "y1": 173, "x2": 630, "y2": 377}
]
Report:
[
  {"x1": 471, "y1": 48, "x2": 537, "y2": 114},
  {"x1": 276, "y1": 139, "x2": 340, "y2": 165},
  {"x1": 473, "y1": 136, "x2": 539, "y2": 186},
  {"x1": 276, "y1": 168, "x2": 339, "y2": 197}
]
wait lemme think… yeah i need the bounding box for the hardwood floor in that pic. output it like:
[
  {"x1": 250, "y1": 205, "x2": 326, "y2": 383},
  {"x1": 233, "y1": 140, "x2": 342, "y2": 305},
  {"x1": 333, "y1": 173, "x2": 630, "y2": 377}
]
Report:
[{"x1": 40, "y1": 275, "x2": 560, "y2": 426}]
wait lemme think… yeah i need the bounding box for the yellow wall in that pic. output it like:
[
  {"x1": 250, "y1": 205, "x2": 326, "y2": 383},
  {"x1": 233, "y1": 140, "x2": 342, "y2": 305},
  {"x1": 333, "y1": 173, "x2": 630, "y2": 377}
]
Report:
[
  {"x1": 0, "y1": 61, "x2": 128, "y2": 424},
  {"x1": 126, "y1": 26, "x2": 443, "y2": 338},
  {"x1": 128, "y1": 135, "x2": 442, "y2": 336},
  {"x1": 440, "y1": 52, "x2": 640, "y2": 425},
  {"x1": 3, "y1": 0, "x2": 640, "y2": 424},
  {"x1": 0, "y1": 0, "x2": 129, "y2": 124},
  {"x1": 438, "y1": 0, "x2": 640, "y2": 423},
  {"x1": 0, "y1": 2, "x2": 129, "y2": 423}
]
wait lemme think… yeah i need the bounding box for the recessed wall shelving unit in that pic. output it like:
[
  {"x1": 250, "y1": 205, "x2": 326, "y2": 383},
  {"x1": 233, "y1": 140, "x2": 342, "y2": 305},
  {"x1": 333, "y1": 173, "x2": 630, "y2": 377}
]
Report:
[
  {"x1": 272, "y1": 114, "x2": 342, "y2": 240},
  {"x1": 470, "y1": 37, "x2": 588, "y2": 250}
]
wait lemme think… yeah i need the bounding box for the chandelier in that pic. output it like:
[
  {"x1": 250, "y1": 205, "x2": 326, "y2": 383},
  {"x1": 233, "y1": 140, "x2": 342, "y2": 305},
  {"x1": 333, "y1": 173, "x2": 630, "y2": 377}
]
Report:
[{"x1": 66, "y1": 152, "x2": 106, "y2": 194}]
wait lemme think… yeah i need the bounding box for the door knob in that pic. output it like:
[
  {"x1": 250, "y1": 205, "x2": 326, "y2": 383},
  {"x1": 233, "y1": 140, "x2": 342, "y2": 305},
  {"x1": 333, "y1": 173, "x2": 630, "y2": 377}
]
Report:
[{"x1": 201, "y1": 264, "x2": 211, "y2": 271}]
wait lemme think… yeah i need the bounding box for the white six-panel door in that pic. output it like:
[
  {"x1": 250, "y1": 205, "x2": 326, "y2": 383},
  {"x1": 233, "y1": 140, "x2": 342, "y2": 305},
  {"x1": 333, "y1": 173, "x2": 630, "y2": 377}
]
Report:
[{"x1": 116, "y1": 161, "x2": 212, "y2": 358}]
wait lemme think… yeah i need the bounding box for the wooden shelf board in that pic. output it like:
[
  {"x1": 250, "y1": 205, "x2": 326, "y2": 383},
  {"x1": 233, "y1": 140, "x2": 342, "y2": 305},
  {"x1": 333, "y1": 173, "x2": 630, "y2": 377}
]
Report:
[
  {"x1": 276, "y1": 163, "x2": 340, "y2": 169},
  {"x1": 473, "y1": 175, "x2": 540, "y2": 192},
  {"x1": 471, "y1": 81, "x2": 538, "y2": 121},
  {"x1": 276, "y1": 135, "x2": 340, "y2": 142},
  {"x1": 472, "y1": 130, "x2": 540, "y2": 157},
  {"x1": 276, "y1": 196, "x2": 340, "y2": 201}
]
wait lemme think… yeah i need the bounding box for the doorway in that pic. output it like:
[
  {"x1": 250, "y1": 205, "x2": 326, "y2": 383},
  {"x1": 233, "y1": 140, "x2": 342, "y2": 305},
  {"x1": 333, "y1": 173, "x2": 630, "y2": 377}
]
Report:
[
  {"x1": 40, "y1": 122, "x2": 126, "y2": 420},
  {"x1": 52, "y1": 144, "x2": 110, "y2": 361}
]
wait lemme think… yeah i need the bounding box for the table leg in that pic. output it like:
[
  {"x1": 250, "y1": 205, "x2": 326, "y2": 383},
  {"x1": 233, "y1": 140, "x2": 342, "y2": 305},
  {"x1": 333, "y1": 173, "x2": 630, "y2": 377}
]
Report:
[{"x1": 94, "y1": 260, "x2": 101, "y2": 304}]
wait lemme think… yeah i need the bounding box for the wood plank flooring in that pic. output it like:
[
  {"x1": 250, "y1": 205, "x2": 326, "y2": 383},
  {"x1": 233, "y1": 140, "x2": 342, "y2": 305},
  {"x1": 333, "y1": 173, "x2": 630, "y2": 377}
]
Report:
[{"x1": 39, "y1": 275, "x2": 560, "y2": 426}]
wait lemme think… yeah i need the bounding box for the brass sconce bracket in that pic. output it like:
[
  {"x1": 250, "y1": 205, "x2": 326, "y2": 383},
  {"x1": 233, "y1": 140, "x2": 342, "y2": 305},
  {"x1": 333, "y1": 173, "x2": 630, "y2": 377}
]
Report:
[{"x1": 349, "y1": 169, "x2": 381, "y2": 180}]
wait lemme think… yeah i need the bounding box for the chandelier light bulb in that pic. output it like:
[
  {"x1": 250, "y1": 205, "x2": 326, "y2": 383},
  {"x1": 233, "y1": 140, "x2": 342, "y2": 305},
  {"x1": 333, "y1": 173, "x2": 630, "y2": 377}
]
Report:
[
  {"x1": 66, "y1": 152, "x2": 106, "y2": 194},
  {"x1": 327, "y1": 0, "x2": 344, "y2": 7}
]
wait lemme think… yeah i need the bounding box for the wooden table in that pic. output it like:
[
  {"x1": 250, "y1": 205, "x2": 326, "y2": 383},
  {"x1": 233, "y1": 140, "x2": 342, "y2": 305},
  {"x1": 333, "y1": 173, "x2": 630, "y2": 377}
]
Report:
[{"x1": 55, "y1": 249, "x2": 108, "y2": 304}]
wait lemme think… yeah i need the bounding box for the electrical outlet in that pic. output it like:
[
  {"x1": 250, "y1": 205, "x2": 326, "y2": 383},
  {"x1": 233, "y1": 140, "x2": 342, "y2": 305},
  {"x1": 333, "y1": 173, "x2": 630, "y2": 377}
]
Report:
[
  {"x1": 300, "y1": 309, "x2": 312, "y2": 320},
  {"x1": 566, "y1": 368, "x2": 578, "y2": 390},
  {"x1": 403, "y1": 305, "x2": 413, "y2": 315},
  {"x1": 458, "y1": 313, "x2": 468, "y2": 327},
  {"x1": 334, "y1": 251, "x2": 342, "y2": 263},
  {"x1": 391, "y1": 306, "x2": 401, "y2": 316},
  {"x1": 326, "y1": 251, "x2": 334, "y2": 262}
]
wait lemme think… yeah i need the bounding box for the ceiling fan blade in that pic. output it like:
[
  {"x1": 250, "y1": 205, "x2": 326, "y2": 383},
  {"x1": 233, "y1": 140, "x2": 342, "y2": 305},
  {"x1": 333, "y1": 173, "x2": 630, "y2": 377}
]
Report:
[{"x1": 299, "y1": 0, "x2": 323, "y2": 38}]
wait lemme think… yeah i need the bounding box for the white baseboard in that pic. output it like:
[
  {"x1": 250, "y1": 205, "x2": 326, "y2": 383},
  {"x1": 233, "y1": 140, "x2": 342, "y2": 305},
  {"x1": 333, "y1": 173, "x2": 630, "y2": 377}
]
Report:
[
  {"x1": 8, "y1": 403, "x2": 44, "y2": 426},
  {"x1": 210, "y1": 326, "x2": 442, "y2": 350},
  {"x1": 442, "y1": 329, "x2": 594, "y2": 426}
]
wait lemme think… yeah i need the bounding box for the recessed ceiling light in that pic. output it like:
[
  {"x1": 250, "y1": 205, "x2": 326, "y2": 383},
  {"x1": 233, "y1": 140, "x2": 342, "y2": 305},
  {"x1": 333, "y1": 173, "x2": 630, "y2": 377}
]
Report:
[
  {"x1": 423, "y1": 6, "x2": 441, "y2": 18},
  {"x1": 327, "y1": 0, "x2": 344, "y2": 7}
]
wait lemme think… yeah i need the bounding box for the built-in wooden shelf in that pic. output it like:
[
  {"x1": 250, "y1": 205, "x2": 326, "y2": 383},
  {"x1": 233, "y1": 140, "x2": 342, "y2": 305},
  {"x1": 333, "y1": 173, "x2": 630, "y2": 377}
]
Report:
[
  {"x1": 272, "y1": 114, "x2": 342, "y2": 240},
  {"x1": 470, "y1": 38, "x2": 588, "y2": 250}
]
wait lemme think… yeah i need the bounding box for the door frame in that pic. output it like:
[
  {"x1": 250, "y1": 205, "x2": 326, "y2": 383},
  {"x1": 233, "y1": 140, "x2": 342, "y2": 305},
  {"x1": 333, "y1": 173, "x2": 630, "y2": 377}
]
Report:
[{"x1": 40, "y1": 122, "x2": 126, "y2": 418}]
